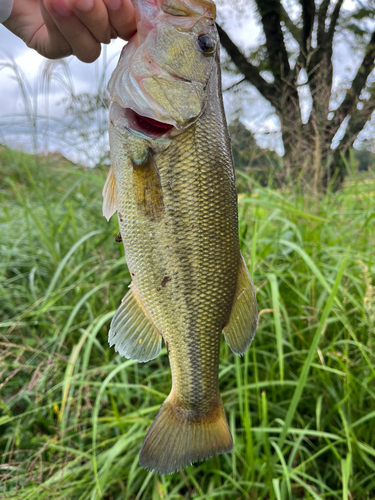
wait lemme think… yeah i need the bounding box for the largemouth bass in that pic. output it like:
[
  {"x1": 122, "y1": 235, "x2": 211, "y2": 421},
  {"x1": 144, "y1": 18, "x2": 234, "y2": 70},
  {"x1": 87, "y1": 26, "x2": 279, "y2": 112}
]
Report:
[{"x1": 103, "y1": 0, "x2": 257, "y2": 474}]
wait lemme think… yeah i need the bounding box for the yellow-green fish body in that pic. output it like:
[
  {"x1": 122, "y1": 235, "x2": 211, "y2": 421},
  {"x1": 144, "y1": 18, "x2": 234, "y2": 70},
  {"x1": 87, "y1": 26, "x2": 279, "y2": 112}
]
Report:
[{"x1": 104, "y1": 0, "x2": 257, "y2": 474}]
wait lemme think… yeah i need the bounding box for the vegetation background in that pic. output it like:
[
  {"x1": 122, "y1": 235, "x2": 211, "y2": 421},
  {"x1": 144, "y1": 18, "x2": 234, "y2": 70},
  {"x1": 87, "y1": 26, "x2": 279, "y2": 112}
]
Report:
[{"x1": 1, "y1": 0, "x2": 375, "y2": 498}]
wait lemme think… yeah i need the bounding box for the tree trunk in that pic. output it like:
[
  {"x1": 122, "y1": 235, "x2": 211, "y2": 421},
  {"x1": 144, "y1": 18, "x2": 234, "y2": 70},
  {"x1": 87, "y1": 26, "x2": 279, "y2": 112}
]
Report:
[{"x1": 217, "y1": 0, "x2": 375, "y2": 190}]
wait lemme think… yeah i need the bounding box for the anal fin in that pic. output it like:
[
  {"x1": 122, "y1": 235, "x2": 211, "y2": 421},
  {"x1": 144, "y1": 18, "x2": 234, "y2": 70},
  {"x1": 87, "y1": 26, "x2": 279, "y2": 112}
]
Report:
[
  {"x1": 223, "y1": 254, "x2": 257, "y2": 355},
  {"x1": 109, "y1": 286, "x2": 162, "y2": 363}
]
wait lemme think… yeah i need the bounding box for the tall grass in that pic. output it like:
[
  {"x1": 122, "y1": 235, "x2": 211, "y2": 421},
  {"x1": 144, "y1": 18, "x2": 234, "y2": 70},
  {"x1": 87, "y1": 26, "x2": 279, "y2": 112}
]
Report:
[
  {"x1": 0, "y1": 51, "x2": 113, "y2": 166},
  {"x1": 1, "y1": 146, "x2": 375, "y2": 499}
]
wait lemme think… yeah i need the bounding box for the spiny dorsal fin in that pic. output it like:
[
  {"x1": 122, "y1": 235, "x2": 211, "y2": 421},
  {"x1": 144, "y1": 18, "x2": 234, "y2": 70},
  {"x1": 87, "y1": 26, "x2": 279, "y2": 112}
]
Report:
[
  {"x1": 102, "y1": 164, "x2": 117, "y2": 221},
  {"x1": 109, "y1": 285, "x2": 162, "y2": 363},
  {"x1": 223, "y1": 254, "x2": 257, "y2": 356}
]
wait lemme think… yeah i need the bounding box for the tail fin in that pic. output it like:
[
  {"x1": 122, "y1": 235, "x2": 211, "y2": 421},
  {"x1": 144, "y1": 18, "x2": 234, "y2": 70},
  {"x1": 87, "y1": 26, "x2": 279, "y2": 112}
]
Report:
[{"x1": 139, "y1": 394, "x2": 233, "y2": 474}]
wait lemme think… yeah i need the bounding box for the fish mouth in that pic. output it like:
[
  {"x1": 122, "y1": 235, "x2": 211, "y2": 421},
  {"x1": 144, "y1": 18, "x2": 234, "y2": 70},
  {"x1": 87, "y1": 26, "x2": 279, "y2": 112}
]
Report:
[{"x1": 124, "y1": 108, "x2": 175, "y2": 138}]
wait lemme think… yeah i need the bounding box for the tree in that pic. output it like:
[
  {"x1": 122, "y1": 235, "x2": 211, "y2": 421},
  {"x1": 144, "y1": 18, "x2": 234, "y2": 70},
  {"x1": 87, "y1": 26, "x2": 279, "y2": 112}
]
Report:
[
  {"x1": 217, "y1": 0, "x2": 375, "y2": 187},
  {"x1": 229, "y1": 119, "x2": 282, "y2": 188}
]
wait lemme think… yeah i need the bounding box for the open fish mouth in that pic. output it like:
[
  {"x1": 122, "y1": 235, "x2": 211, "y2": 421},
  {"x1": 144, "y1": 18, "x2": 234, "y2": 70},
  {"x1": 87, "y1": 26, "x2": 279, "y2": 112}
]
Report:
[
  {"x1": 125, "y1": 108, "x2": 175, "y2": 138},
  {"x1": 110, "y1": 101, "x2": 176, "y2": 141}
]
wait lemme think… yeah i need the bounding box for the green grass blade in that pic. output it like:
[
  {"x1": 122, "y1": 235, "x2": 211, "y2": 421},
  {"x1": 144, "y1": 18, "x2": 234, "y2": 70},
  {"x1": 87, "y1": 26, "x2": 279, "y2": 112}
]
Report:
[{"x1": 277, "y1": 250, "x2": 349, "y2": 449}]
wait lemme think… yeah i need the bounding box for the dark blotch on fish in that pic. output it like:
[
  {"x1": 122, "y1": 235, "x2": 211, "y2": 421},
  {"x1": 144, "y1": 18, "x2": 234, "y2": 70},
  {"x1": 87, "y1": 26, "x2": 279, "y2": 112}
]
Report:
[{"x1": 161, "y1": 276, "x2": 171, "y2": 287}]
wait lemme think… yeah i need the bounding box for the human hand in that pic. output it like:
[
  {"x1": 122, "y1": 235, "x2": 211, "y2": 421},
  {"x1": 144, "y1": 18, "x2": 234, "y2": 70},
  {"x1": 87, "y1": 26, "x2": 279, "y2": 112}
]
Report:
[{"x1": 3, "y1": 0, "x2": 136, "y2": 63}]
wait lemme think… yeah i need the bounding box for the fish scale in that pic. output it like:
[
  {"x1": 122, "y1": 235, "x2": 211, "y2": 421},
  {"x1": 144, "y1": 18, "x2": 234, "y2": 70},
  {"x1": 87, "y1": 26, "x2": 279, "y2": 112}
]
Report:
[
  {"x1": 105, "y1": 0, "x2": 257, "y2": 474},
  {"x1": 150, "y1": 74, "x2": 237, "y2": 407}
]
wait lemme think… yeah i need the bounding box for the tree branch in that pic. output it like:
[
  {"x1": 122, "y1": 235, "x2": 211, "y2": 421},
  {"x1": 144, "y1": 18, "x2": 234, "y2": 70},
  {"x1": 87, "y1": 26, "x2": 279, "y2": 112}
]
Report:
[
  {"x1": 299, "y1": 0, "x2": 315, "y2": 54},
  {"x1": 280, "y1": 4, "x2": 302, "y2": 44},
  {"x1": 317, "y1": 0, "x2": 330, "y2": 45},
  {"x1": 336, "y1": 85, "x2": 375, "y2": 151},
  {"x1": 216, "y1": 24, "x2": 275, "y2": 103},
  {"x1": 223, "y1": 77, "x2": 246, "y2": 92},
  {"x1": 326, "y1": 0, "x2": 344, "y2": 46},
  {"x1": 331, "y1": 28, "x2": 375, "y2": 131},
  {"x1": 307, "y1": 0, "x2": 344, "y2": 107},
  {"x1": 254, "y1": 0, "x2": 291, "y2": 79}
]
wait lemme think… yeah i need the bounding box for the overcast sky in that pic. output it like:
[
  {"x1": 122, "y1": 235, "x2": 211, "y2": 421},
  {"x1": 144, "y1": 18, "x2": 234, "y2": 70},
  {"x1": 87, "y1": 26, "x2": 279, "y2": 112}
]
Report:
[{"x1": 0, "y1": 0, "x2": 368, "y2": 164}]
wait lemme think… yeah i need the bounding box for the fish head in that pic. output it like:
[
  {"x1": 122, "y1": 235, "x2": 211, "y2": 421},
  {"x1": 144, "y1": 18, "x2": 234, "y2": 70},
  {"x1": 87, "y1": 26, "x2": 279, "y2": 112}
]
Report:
[{"x1": 108, "y1": 0, "x2": 218, "y2": 137}]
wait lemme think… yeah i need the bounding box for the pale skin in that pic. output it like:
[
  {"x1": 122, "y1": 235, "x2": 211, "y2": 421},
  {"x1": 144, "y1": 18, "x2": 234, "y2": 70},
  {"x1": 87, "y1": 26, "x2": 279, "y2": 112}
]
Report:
[{"x1": 3, "y1": 0, "x2": 137, "y2": 62}]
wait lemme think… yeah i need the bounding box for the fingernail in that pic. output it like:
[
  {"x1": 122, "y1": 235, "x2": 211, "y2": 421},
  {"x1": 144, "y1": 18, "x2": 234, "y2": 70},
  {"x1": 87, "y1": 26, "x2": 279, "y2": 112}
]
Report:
[
  {"x1": 74, "y1": 0, "x2": 94, "y2": 12},
  {"x1": 104, "y1": 0, "x2": 121, "y2": 11},
  {"x1": 51, "y1": 0, "x2": 71, "y2": 16}
]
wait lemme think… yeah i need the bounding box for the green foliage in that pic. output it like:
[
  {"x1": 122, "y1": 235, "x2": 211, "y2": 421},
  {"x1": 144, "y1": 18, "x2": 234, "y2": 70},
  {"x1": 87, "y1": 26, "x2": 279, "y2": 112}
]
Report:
[
  {"x1": 353, "y1": 145, "x2": 375, "y2": 172},
  {"x1": 60, "y1": 91, "x2": 111, "y2": 166},
  {"x1": 1, "y1": 147, "x2": 375, "y2": 499},
  {"x1": 229, "y1": 119, "x2": 282, "y2": 189}
]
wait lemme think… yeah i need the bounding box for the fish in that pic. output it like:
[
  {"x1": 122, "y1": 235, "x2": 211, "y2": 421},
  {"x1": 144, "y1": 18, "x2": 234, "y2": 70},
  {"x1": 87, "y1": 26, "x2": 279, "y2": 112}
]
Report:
[{"x1": 103, "y1": 0, "x2": 257, "y2": 475}]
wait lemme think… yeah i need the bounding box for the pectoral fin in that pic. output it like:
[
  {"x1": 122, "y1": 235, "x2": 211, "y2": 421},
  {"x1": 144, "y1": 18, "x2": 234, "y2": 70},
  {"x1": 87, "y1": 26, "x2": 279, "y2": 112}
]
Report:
[
  {"x1": 109, "y1": 285, "x2": 162, "y2": 362},
  {"x1": 223, "y1": 254, "x2": 257, "y2": 356},
  {"x1": 132, "y1": 150, "x2": 164, "y2": 221},
  {"x1": 102, "y1": 165, "x2": 117, "y2": 221}
]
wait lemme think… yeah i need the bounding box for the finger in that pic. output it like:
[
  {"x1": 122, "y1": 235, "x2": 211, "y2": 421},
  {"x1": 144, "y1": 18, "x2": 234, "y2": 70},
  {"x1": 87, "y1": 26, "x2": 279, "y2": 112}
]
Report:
[
  {"x1": 36, "y1": 0, "x2": 73, "y2": 59},
  {"x1": 103, "y1": 0, "x2": 136, "y2": 41},
  {"x1": 43, "y1": 0, "x2": 102, "y2": 62},
  {"x1": 66, "y1": 0, "x2": 111, "y2": 44}
]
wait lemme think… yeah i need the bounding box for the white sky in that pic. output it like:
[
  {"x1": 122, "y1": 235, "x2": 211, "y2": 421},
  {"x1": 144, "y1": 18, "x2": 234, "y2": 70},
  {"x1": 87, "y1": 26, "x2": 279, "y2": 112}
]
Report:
[{"x1": 0, "y1": 0, "x2": 372, "y2": 163}]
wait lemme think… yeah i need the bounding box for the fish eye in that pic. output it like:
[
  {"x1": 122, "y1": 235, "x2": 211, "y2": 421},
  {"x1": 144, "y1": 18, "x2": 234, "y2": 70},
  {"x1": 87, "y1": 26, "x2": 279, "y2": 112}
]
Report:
[{"x1": 197, "y1": 34, "x2": 215, "y2": 54}]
